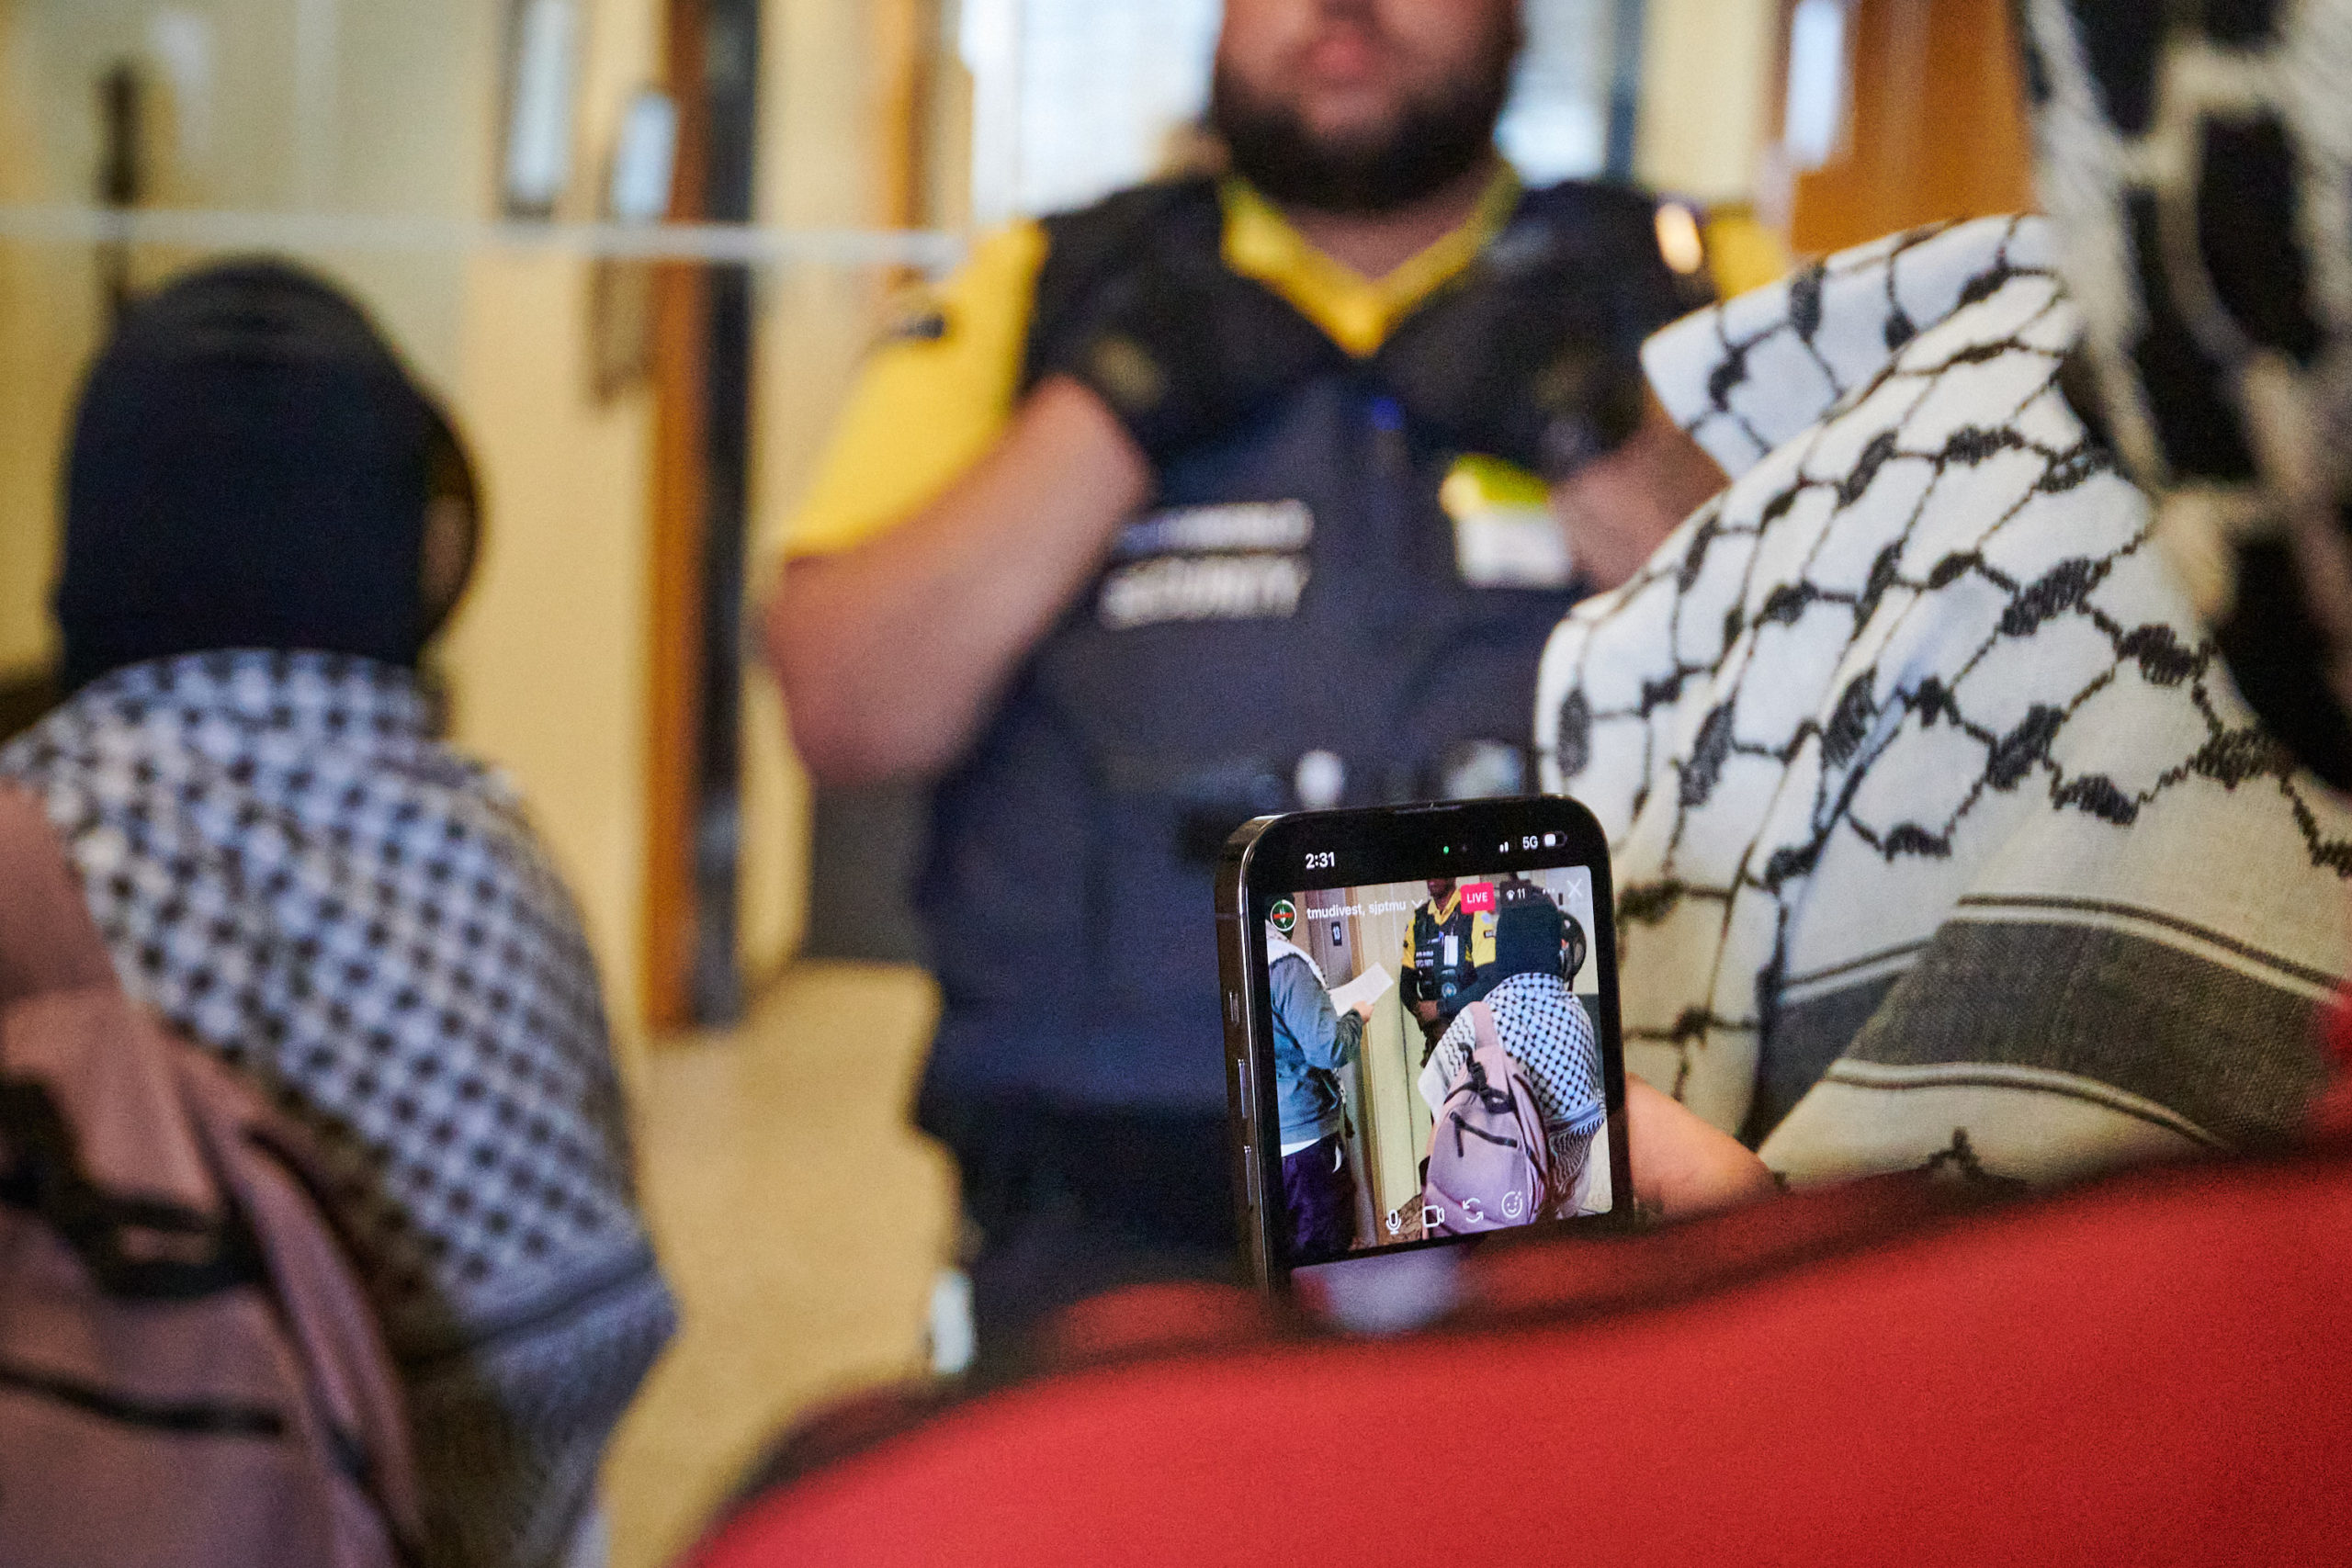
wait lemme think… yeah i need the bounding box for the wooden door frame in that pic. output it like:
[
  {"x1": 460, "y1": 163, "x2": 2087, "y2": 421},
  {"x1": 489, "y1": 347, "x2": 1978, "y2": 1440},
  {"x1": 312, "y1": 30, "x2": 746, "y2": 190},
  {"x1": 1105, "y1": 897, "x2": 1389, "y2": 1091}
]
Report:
[
  {"x1": 643, "y1": 0, "x2": 707, "y2": 1036},
  {"x1": 644, "y1": 0, "x2": 761, "y2": 1034},
  {"x1": 646, "y1": 0, "x2": 939, "y2": 1032},
  {"x1": 1773, "y1": 0, "x2": 2034, "y2": 255}
]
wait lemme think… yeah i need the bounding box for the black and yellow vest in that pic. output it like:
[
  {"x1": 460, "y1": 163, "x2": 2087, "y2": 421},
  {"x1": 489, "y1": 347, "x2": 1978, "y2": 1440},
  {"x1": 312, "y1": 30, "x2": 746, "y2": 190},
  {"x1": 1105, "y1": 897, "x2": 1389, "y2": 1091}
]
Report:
[{"x1": 916, "y1": 175, "x2": 1704, "y2": 1131}]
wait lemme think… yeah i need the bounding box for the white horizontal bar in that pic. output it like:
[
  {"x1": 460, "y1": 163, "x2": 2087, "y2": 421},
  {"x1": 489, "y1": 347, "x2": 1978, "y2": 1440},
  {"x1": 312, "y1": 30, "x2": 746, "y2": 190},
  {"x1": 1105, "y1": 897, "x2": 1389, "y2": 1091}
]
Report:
[{"x1": 0, "y1": 204, "x2": 967, "y2": 273}]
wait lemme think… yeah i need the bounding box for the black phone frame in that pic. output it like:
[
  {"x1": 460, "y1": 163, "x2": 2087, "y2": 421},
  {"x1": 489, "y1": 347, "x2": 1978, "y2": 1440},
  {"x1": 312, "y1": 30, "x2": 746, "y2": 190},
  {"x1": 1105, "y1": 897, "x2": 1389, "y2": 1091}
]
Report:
[{"x1": 1216, "y1": 795, "x2": 1633, "y2": 1293}]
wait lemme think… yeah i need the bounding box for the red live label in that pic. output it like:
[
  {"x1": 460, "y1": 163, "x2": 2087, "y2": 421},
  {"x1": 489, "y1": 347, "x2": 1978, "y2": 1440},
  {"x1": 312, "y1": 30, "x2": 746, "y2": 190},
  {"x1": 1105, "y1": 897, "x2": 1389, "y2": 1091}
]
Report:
[{"x1": 1459, "y1": 882, "x2": 1497, "y2": 913}]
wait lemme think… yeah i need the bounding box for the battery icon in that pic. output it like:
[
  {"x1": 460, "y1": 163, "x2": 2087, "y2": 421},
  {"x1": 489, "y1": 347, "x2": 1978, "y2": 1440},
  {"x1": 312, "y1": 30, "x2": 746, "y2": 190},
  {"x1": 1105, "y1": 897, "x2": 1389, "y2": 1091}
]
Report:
[{"x1": 1543, "y1": 833, "x2": 1560, "y2": 847}]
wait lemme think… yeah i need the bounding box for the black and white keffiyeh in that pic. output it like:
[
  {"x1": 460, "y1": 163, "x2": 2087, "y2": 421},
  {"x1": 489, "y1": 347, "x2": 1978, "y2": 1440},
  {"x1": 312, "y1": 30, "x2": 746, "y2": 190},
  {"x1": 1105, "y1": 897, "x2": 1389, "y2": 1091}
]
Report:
[
  {"x1": 2018, "y1": 0, "x2": 2352, "y2": 786},
  {"x1": 0, "y1": 650, "x2": 673, "y2": 1568},
  {"x1": 1420, "y1": 972, "x2": 1606, "y2": 1160},
  {"x1": 1537, "y1": 216, "x2": 2352, "y2": 1187}
]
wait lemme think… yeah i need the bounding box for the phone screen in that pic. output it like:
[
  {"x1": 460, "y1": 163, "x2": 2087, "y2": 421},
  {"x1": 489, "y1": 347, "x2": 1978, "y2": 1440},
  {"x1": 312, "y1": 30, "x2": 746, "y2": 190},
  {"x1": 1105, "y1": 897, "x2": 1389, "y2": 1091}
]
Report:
[{"x1": 1227, "y1": 801, "x2": 1628, "y2": 1303}]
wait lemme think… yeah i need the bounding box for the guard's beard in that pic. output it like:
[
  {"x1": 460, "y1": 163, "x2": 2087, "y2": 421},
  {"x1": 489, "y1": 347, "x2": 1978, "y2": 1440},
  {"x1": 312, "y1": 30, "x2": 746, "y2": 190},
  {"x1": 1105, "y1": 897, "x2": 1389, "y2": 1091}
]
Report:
[{"x1": 1209, "y1": 33, "x2": 1517, "y2": 215}]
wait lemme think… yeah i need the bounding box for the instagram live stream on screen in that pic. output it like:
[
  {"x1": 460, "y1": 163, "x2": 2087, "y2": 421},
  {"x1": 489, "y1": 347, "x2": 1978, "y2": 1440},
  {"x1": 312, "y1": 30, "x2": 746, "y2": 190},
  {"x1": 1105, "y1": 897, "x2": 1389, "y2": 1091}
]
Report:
[{"x1": 1264, "y1": 863, "x2": 1611, "y2": 1281}]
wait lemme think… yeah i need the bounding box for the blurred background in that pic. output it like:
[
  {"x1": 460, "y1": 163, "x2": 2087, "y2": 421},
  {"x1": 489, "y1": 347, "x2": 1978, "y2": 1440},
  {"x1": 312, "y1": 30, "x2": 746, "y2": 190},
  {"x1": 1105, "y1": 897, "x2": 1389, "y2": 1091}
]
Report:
[{"x1": 0, "y1": 0, "x2": 2031, "y2": 1562}]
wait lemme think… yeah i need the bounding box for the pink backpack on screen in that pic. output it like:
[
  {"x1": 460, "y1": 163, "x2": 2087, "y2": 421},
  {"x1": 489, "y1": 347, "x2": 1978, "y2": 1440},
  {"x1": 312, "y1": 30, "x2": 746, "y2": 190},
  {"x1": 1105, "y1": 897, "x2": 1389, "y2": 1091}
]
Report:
[{"x1": 1421, "y1": 1001, "x2": 1549, "y2": 1235}]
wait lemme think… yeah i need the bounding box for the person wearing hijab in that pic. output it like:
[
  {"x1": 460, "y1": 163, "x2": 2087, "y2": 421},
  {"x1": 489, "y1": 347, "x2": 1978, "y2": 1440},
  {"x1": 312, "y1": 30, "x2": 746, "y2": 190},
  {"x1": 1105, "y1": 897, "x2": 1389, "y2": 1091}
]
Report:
[
  {"x1": 1419, "y1": 897, "x2": 1608, "y2": 1217},
  {"x1": 0, "y1": 260, "x2": 674, "y2": 1568},
  {"x1": 1532, "y1": 3, "x2": 2352, "y2": 1194}
]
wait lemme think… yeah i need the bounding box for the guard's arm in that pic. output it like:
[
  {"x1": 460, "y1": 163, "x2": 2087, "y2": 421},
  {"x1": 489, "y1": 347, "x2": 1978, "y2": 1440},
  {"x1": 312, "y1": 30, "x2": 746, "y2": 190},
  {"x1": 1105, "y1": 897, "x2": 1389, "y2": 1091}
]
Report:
[
  {"x1": 1400, "y1": 922, "x2": 1429, "y2": 1006},
  {"x1": 768, "y1": 378, "x2": 1148, "y2": 787},
  {"x1": 1546, "y1": 389, "x2": 1727, "y2": 592},
  {"x1": 769, "y1": 195, "x2": 1334, "y2": 787}
]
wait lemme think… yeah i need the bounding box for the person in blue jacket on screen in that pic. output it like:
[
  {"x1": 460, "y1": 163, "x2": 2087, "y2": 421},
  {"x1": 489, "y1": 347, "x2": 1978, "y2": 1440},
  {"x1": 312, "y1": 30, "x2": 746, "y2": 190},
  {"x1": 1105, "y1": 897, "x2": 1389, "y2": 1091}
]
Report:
[{"x1": 1267, "y1": 918, "x2": 1374, "y2": 1261}]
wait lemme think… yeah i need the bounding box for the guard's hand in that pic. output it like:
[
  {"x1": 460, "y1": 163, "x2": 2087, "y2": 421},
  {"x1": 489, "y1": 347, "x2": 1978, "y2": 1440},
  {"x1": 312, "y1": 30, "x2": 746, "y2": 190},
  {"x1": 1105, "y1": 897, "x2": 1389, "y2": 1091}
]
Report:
[
  {"x1": 1032, "y1": 247, "x2": 1341, "y2": 470},
  {"x1": 1374, "y1": 201, "x2": 1708, "y2": 483},
  {"x1": 1382, "y1": 307, "x2": 1649, "y2": 482},
  {"x1": 1626, "y1": 1077, "x2": 1777, "y2": 1220},
  {"x1": 1547, "y1": 390, "x2": 1729, "y2": 592}
]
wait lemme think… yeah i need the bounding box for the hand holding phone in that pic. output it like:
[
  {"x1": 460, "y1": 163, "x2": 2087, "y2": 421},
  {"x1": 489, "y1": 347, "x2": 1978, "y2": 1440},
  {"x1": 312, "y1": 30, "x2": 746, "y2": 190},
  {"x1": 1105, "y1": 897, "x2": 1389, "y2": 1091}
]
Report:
[{"x1": 1624, "y1": 1077, "x2": 1775, "y2": 1218}]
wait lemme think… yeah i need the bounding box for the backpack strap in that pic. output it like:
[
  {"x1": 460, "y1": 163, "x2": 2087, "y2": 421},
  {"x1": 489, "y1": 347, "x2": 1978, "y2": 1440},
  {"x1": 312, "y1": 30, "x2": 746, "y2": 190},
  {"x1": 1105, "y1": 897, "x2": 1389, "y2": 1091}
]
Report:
[
  {"x1": 1445, "y1": 1113, "x2": 1524, "y2": 1158},
  {"x1": 1467, "y1": 1000, "x2": 1503, "y2": 1064},
  {"x1": 1467, "y1": 1000, "x2": 1504, "y2": 1097},
  {"x1": 0, "y1": 784, "x2": 264, "y2": 1300},
  {"x1": 0, "y1": 786, "x2": 115, "y2": 1010}
]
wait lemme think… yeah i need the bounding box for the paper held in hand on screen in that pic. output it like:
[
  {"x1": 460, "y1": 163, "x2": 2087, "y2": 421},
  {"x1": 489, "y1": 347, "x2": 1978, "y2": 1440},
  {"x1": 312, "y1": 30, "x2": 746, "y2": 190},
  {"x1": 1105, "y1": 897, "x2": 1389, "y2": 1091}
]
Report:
[{"x1": 1325, "y1": 963, "x2": 1395, "y2": 1017}]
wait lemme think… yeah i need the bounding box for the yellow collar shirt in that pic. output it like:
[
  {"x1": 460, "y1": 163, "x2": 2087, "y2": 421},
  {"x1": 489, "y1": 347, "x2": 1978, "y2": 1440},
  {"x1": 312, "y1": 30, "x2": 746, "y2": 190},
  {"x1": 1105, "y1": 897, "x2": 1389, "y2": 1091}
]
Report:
[
  {"x1": 1215, "y1": 169, "x2": 1522, "y2": 358},
  {"x1": 773, "y1": 170, "x2": 1524, "y2": 564},
  {"x1": 770, "y1": 171, "x2": 1779, "y2": 567}
]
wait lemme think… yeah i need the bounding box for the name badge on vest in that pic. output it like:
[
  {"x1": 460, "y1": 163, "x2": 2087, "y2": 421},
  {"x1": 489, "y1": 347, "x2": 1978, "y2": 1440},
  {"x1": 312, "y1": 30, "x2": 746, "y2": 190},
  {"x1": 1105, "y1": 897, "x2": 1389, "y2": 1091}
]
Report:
[
  {"x1": 1441, "y1": 455, "x2": 1574, "y2": 591},
  {"x1": 1098, "y1": 500, "x2": 1314, "y2": 630}
]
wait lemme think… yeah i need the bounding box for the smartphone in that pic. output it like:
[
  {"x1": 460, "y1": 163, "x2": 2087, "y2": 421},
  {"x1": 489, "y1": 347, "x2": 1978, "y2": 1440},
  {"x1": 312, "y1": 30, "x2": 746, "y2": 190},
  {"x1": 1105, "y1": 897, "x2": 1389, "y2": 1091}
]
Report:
[{"x1": 1216, "y1": 796, "x2": 1630, "y2": 1303}]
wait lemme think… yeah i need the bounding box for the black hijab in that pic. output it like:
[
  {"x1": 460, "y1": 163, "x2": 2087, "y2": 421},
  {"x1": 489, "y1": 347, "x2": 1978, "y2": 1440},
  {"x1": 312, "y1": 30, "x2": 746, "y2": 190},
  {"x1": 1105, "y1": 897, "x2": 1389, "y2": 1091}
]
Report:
[
  {"x1": 55, "y1": 259, "x2": 476, "y2": 693},
  {"x1": 1461, "y1": 897, "x2": 1586, "y2": 1006}
]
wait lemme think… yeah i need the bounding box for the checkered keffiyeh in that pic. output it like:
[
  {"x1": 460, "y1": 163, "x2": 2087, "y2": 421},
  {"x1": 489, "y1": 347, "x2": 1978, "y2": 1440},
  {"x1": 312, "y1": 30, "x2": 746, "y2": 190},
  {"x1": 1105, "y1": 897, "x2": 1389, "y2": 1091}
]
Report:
[
  {"x1": 1539, "y1": 217, "x2": 2352, "y2": 1188},
  {"x1": 1424, "y1": 974, "x2": 1606, "y2": 1161},
  {"x1": 0, "y1": 649, "x2": 674, "y2": 1568}
]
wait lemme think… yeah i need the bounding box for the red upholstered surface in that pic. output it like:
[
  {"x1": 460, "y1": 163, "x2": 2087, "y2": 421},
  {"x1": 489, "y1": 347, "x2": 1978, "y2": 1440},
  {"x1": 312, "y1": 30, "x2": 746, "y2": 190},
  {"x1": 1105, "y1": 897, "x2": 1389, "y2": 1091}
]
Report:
[{"x1": 691, "y1": 1151, "x2": 2352, "y2": 1566}]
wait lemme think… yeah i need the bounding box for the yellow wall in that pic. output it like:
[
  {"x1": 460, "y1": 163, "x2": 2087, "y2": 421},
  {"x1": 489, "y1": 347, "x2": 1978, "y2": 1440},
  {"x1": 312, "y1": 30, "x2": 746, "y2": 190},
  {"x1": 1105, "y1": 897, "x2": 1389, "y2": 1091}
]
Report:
[
  {"x1": 0, "y1": 0, "x2": 672, "y2": 1051},
  {"x1": 737, "y1": 0, "x2": 924, "y2": 986},
  {"x1": 442, "y1": 0, "x2": 662, "y2": 1047},
  {"x1": 0, "y1": 0, "x2": 484, "y2": 669},
  {"x1": 437, "y1": 0, "x2": 902, "y2": 1018},
  {"x1": 0, "y1": 5, "x2": 87, "y2": 675},
  {"x1": 1634, "y1": 0, "x2": 1779, "y2": 203},
  {"x1": 443, "y1": 246, "x2": 658, "y2": 1044},
  {"x1": 0, "y1": 0, "x2": 939, "y2": 1036}
]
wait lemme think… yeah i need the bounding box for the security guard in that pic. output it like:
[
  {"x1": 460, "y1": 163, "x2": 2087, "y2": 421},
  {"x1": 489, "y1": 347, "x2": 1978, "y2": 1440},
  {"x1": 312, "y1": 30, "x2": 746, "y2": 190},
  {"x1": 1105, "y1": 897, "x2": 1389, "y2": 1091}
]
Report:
[
  {"x1": 765, "y1": 0, "x2": 1740, "y2": 1345},
  {"x1": 1402, "y1": 876, "x2": 1498, "y2": 1045}
]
